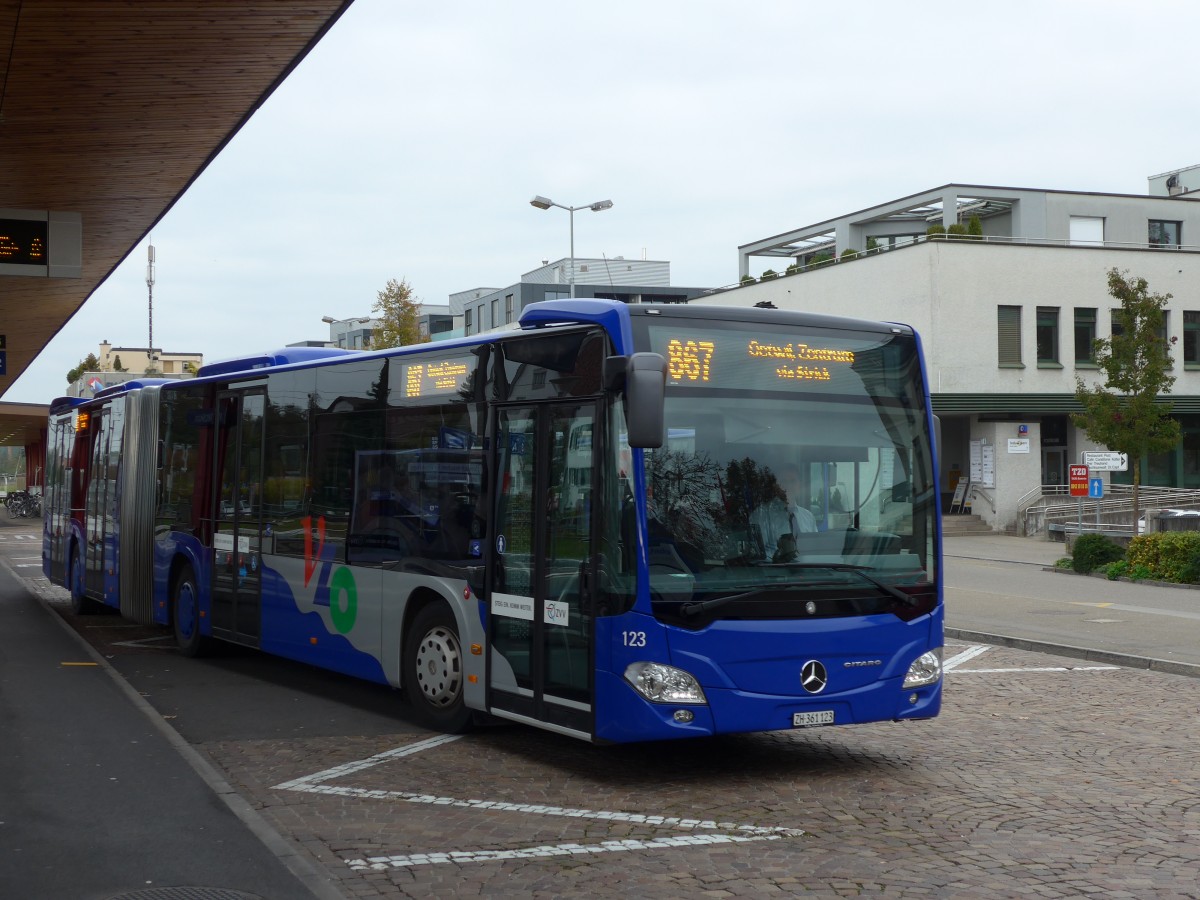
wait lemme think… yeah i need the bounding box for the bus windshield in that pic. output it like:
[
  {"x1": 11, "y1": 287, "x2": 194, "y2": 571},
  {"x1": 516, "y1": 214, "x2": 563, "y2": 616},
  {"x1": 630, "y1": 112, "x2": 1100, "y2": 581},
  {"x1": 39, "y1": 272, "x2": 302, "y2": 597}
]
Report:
[{"x1": 635, "y1": 316, "x2": 937, "y2": 624}]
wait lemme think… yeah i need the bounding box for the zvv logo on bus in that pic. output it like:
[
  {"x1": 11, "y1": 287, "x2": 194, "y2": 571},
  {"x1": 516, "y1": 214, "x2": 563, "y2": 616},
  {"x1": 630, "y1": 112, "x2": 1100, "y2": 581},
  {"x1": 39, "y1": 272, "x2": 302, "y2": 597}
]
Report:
[{"x1": 303, "y1": 515, "x2": 357, "y2": 634}]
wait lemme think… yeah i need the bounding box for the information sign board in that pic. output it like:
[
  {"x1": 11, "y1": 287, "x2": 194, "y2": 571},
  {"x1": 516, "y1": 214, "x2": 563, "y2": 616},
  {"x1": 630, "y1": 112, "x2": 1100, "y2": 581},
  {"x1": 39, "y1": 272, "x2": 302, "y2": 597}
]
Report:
[
  {"x1": 1082, "y1": 451, "x2": 1128, "y2": 472},
  {"x1": 1069, "y1": 465, "x2": 1089, "y2": 497}
]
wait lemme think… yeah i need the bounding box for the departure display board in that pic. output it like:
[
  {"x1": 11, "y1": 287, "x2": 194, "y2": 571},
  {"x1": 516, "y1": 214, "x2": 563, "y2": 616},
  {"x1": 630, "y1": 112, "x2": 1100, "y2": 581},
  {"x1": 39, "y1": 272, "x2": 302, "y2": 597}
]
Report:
[
  {"x1": 0, "y1": 218, "x2": 48, "y2": 266},
  {"x1": 401, "y1": 356, "x2": 473, "y2": 398}
]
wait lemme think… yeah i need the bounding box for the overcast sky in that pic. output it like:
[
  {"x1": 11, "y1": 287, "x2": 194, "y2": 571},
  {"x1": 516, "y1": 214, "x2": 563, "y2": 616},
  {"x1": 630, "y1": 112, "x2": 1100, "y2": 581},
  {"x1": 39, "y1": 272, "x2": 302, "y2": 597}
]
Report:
[{"x1": 8, "y1": 0, "x2": 1199, "y2": 402}]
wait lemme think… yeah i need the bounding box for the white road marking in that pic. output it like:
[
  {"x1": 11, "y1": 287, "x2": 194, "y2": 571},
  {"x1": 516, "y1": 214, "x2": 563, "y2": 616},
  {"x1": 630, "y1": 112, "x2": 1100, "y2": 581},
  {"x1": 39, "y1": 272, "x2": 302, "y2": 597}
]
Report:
[
  {"x1": 272, "y1": 733, "x2": 803, "y2": 872},
  {"x1": 346, "y1": 833, "x2": 782, "y2": 871},
  {"x1": 943, "y1": 644, "x2": 991, "y2": 670},
  {"x1": 952, "y1": 666, "x2": 1119, "y2": 674},
  {"x1": 112, "y1": 635, "x2": 176, "y2": 648}
]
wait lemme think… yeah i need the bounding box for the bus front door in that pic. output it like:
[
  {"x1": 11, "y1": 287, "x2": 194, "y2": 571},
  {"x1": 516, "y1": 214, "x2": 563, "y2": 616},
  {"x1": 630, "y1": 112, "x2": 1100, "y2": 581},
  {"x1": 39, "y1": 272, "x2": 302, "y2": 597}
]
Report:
[
  {"x1": 211, "y1": 390, "x2": 266, "y2": 645},
  {"x1": 489, "y1": 402, "x2": 597, "y2": 738}
]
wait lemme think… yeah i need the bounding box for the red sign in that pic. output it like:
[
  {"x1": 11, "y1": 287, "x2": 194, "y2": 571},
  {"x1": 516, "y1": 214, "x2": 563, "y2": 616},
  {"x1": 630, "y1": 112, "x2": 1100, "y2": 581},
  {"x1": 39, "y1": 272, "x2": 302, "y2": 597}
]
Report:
[{"x1": 1069, "y1": 465, "x2": 1089, "y2": 497}]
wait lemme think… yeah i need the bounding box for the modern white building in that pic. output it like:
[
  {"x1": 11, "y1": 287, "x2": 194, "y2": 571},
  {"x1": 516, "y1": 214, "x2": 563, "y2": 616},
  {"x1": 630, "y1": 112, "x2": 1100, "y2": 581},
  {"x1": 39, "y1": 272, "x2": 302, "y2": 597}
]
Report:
[
  {"x1": 694, "y1": 168, "x2": 1200, "y2": 532},
  {"x1": 317, "y1": 305, "x2": 455, "y2": 349}
]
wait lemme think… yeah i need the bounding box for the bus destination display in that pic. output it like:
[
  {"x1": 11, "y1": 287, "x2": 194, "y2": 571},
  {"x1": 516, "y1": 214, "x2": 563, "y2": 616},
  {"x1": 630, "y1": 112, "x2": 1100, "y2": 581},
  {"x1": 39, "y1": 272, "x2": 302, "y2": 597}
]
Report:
[
  {"x1": 656, "y1": 328, "x2": 858, "y2": 388},
  {"x1": 402, "y1": 357, "x2": 472, "y2": 398}
]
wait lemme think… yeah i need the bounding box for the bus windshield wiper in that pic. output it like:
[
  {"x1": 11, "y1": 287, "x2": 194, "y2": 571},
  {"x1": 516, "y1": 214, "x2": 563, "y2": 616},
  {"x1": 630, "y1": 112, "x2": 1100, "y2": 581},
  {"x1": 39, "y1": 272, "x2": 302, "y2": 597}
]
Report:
[
  {"x1": 781, "y1": 563, "x2": 919, "y2": 607},
  {"x1": 677, "y1": 562, "x2": 918, "y2": 618},
  {"x1": 679, "y1": 587, "x2": 799, "y2": 618}
]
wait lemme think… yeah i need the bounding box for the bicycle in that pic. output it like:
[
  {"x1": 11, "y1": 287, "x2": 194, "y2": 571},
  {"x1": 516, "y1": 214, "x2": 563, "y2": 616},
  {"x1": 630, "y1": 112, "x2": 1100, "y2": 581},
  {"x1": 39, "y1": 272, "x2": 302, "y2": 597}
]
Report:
[
  {"x1": 7, "y1": 491, "x2": 41, "y2": 518},
  {"x1": 5, "y1": 490, "x2": 30, "y2": 516}
]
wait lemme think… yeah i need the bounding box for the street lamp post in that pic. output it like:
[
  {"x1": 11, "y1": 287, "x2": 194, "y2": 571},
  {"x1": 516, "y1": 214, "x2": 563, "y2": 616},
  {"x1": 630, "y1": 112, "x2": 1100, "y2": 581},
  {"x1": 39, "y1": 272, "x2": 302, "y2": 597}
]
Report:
[{"x1": 529, "y1": 195, "x2": 613, "y2": 298}]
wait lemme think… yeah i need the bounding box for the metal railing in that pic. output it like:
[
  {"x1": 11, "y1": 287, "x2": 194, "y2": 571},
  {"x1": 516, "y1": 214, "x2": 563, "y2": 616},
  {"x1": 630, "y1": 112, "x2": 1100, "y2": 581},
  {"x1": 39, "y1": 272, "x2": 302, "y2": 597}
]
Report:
[
  {"x1": 730, "y1": 232, "x2": 1200, "y2": 293},
  {"x1": 1022, "y1": 484, "x2": 1200, "y2": 537}
]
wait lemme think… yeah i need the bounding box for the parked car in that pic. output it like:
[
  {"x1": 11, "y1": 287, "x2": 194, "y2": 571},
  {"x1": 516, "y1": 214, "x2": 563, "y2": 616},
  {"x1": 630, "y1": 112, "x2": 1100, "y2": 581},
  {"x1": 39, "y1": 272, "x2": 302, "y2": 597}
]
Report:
[{"x1": 1137, "y1": 508, "x2": 1200, "y2": 534}]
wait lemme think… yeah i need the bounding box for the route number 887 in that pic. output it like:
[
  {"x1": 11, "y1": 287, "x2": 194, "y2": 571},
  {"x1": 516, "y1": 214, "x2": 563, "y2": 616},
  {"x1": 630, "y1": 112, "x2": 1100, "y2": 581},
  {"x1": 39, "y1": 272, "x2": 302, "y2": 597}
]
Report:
[{"x1": 667, "y1": 339, "x2": 715, "y2": 382}]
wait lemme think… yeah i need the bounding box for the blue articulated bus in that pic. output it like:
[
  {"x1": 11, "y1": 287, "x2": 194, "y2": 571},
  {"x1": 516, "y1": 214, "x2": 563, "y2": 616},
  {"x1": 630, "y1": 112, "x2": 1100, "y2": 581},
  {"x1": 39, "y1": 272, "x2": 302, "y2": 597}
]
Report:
[{"x1": 44, "y1": 300, "x2": 943, "y2": 743}]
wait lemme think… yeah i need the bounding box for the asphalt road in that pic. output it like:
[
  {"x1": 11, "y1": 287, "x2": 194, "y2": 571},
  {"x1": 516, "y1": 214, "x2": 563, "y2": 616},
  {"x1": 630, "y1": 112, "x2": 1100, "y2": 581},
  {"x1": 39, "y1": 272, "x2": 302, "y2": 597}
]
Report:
[{"x1": 943, "y1": 533, "x2": 1200, "y2": 675}]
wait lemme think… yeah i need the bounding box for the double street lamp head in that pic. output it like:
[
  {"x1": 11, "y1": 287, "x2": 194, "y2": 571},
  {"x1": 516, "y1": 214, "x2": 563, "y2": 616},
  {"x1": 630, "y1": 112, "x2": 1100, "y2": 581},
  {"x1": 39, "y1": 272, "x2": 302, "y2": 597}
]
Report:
[{"x1": 528, "y1": 195, "x2": 614, "y2": 213}]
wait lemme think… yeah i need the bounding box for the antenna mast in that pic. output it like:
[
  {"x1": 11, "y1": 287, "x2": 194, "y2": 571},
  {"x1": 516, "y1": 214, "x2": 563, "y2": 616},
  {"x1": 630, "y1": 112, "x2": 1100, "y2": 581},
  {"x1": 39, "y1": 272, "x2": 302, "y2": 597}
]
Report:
[{"x1": 146, "y1": 241, "x2": 157, "y2": 373}]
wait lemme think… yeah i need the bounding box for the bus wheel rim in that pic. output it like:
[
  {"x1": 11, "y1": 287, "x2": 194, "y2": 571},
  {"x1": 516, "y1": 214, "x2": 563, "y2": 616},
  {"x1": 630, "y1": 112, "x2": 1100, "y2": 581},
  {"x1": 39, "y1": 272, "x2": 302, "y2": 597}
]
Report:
[{"x1": 414, "y1": 625, "x2": 462, "y2": 708}]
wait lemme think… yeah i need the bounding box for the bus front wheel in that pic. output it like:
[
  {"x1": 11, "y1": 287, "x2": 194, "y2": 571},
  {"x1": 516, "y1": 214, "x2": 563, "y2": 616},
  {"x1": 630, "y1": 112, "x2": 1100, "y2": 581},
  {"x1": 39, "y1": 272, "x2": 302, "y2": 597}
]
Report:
[
  {"x1": 403, "y1": 602, "x2": 472, "y2": 733},
  {"x1": 172, "y1": 564, "x2": 208, "y2": 658}
]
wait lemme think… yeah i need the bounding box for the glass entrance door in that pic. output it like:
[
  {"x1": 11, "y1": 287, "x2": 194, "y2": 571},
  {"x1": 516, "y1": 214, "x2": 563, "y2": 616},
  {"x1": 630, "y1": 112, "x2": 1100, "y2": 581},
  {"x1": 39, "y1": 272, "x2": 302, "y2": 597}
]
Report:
[
  {"x1": 1043, "y1": 447, "x2": 1065, "y2": 487},
  {"x1": 489, "y1": 402, "x2": 597, "y2": 737},
  {"x1": 211, "y1": 390, "x2": 265, "y2": 644}
]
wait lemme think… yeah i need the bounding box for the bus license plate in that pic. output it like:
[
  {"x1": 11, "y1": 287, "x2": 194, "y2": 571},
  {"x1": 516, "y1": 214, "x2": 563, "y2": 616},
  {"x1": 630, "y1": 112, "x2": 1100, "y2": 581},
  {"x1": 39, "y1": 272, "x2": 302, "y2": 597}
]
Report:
[{"x1": 793, "y1": 710, "x2": 835, "y2": 727}]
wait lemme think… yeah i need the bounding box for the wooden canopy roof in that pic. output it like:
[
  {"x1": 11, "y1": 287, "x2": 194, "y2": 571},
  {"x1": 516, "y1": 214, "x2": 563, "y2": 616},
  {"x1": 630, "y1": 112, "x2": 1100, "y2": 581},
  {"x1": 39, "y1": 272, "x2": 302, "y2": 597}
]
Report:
[{"x1": 0, "y1": 0, "x2": 353, "y2": 446}]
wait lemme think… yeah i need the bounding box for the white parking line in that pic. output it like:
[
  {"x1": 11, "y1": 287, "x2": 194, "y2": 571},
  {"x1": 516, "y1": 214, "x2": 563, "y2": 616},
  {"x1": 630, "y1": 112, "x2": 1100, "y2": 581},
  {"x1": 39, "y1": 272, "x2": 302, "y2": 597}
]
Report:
[
  {"x1": 952, "y1": 666, "x2": 1119, "y2": 674},
  {"x1": 346, "y1": 833, "x2": 782, "y2": 871},
  {"x1": 943, "y1": 644, "x2": 991, "y2": 670},
  {"x1": 272, "y1": 733, "x2": 803, "y2": 872},
  {"x1": 944, "y1": 643, "x2": 1119, "y2": 675}
]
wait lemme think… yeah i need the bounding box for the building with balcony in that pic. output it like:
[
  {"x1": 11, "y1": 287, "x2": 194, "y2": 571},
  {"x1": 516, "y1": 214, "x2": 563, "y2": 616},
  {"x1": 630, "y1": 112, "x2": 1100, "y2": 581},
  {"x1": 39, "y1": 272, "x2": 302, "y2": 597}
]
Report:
[{"x1": 696, "y1": 167, "x2": 1200, "y2": 532}]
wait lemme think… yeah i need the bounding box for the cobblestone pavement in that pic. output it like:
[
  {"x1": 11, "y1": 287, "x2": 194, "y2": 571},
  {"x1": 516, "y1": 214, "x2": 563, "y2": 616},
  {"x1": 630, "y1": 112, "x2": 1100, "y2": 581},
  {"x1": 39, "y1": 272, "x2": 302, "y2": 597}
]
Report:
[
  {"x1": 193, "y1": 645, "x2": 1200, "y2": 899},
  {"x1": 10, "y1": 539, "x2": 1200, "y2": 898}
]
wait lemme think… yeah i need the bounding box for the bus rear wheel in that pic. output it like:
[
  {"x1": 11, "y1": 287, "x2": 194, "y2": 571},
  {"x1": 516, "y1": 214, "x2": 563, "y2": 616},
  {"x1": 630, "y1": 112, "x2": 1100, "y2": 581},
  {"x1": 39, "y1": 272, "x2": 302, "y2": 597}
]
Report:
[
  {"x1": 172, "y1": 564, "x2": 208, "y2": 658},
  {"x1": 403, "y1": 602, "x2": 472, "y2": 733},
  {"x1": 69, "y1": 546, "x2": 101, "y2": 615}
]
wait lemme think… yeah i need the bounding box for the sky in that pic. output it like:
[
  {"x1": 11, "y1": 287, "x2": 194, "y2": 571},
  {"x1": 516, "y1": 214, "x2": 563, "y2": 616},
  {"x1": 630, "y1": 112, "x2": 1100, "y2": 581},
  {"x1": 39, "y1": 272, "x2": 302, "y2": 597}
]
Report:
[{"x1": 8, "y1": 0, "x2": 1200, "y2": 403}]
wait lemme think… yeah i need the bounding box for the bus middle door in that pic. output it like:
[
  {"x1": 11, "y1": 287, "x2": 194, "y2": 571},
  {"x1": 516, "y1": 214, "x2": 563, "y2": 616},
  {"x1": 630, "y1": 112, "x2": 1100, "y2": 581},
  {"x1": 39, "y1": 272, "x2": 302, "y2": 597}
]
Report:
[
  {"x1": 211, "y1": 390, "x2": 266, "y2": 646},
  {"x1": 489, "y1": 401, "x2": 597, "y2": 739}
]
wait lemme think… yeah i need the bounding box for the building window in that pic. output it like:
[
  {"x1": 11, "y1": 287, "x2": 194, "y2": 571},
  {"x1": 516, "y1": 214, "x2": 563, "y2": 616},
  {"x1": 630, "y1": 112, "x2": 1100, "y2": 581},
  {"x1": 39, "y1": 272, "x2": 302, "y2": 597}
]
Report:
[
  {"x1": 464, "y1": 307, "x2": 473, "y2": 336},
  {"x1": 1036, "y1": 307, "x2": 1060, "y2": 366},
  {"x1": 997, "y1": 306, "x2": 1022, "y2": 367},
  {"x1": 1074, "y1": 308, "x2": 1097, "y2": 365},
  {"x1": 491, "y1": 298, "x2": 499, "y2": 329},
  {"x1": 1185, "y1": 312, "x2": 1200, "y2": 368},
  {"x1": 505, "y1": 293, "x2": 514, "y2": 324},
  {"x1": 1149, "y1": 220, "x2": 1182, "y2": 248},
  {"x1": 1069, "y1": 216, "x2": 1105, "y2": 246},
  {"x1": 1112, "y1": 309, "x2": 1172, "y2": 363}
]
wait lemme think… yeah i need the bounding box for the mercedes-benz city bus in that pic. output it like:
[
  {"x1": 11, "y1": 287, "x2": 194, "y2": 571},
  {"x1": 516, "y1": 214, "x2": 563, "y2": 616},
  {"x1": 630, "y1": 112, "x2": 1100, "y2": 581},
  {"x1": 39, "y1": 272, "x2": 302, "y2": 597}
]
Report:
[{"x1": 44, "y1": 299, "x2": 942, "y2": 743}]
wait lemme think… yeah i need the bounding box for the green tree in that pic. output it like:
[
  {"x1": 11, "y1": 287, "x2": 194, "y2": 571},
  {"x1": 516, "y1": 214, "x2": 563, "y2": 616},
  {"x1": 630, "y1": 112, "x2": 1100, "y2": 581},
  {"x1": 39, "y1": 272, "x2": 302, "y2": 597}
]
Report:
[
  {"x1": 66, "y1": 353, "x2": 100, "y2": 384},
  {"x1": 1073, "y1": 268, "x2": 1180, "y2": 525},
  {"x1": 112, "y1": 354, "x2": 128, "y2": 372},
  {"x1": 371, "y1": 277, "x2": 426, "y2": 349}
]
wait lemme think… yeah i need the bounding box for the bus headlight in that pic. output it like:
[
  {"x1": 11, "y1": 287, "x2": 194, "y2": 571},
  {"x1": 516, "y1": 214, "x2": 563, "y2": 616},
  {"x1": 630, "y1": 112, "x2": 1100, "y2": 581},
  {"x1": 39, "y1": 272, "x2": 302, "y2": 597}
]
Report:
[
  {"x1": 624, "y1": 662, "x2": 707, "y2": 704},
  {"x1": 903, "y1": 649, "x2": 943, "y2": 688}
]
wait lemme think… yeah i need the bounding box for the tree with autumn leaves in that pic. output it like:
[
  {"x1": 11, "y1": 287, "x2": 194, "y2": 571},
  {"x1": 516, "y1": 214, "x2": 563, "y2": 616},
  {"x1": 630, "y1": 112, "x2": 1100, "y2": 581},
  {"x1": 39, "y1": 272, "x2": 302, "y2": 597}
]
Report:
[
  {"x1": 371, "y1": 277, "x2": 428, "y2": 349},
  {"x1": 1073, "y1": 268, "x2": 1180, "y2": 525}
]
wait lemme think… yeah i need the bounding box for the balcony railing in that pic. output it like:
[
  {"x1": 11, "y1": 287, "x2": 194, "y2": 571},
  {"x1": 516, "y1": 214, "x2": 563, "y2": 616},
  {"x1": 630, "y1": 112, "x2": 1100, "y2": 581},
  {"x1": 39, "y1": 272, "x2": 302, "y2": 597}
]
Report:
[{"x1": 729, "y1": 232, "x2": 1200, "y2": 294}]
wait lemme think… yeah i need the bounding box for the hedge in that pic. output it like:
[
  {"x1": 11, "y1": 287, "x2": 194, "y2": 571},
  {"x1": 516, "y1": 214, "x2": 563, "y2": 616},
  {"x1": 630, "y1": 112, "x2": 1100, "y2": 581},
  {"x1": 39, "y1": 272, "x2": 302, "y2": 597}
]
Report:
[{"x1": 1126, "y1": 532, "x2": 1200, "y2": 583}]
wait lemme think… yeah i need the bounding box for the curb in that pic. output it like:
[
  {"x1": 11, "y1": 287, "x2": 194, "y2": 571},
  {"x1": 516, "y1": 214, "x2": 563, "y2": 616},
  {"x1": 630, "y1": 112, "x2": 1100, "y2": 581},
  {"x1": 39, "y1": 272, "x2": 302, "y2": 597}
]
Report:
[
  {"x1": 1044, "y1": 564, "x2": 1200, "y2": 591},
  {"x1": 945, "y1": 627, "x2": 1200, "y2": 680}
]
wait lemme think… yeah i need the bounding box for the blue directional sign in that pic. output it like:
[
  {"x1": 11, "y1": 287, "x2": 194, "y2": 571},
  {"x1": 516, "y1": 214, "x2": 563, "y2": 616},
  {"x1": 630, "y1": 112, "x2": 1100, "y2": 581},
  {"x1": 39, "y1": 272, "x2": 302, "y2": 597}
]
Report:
[{"x1": 1088, "y1": 478, "x2": 1104, "y2": 499}]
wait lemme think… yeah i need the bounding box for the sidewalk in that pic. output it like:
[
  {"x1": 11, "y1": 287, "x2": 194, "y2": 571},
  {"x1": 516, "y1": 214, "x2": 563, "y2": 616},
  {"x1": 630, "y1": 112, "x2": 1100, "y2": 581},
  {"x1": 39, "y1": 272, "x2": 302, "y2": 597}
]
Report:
[{"x1": 0, "y1": 522, "x2": 346, "y2": 899}]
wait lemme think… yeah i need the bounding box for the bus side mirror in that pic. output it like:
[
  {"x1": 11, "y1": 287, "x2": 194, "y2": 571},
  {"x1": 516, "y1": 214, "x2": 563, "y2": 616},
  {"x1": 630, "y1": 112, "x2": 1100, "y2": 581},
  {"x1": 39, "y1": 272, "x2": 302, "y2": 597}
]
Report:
[{"x1": 615, "y1": 352, "x2": 666, "y2": 449}]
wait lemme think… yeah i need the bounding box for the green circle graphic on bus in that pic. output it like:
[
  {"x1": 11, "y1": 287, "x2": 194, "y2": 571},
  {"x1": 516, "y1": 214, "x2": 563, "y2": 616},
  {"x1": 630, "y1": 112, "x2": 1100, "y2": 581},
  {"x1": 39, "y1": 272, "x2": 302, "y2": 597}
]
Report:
[{"x1": 329, "y1": 566, "x2": 358, "y2": 634}]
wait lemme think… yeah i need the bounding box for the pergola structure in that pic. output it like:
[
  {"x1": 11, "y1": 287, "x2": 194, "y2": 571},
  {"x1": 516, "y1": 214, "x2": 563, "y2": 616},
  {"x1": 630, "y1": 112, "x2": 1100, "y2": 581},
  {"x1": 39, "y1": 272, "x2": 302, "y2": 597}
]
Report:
[{"x1": 0, "y1": 0, "x2": 354, "y2": 479}]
